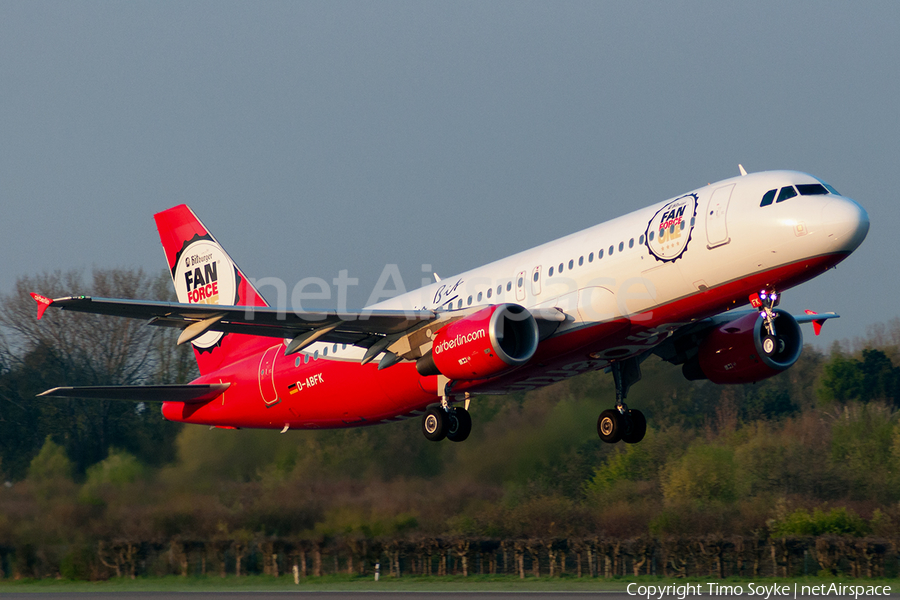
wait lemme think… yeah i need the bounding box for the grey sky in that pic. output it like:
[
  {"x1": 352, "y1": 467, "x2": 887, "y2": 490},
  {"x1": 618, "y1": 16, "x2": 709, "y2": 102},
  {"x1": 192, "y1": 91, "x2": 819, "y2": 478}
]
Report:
[{"x1": 1, "y1": 2, "x2": 896, "y2": 347}]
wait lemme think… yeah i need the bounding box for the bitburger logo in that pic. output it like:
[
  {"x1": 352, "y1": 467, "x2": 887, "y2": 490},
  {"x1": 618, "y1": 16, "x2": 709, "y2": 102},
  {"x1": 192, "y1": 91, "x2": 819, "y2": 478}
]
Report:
[
  {"x1": 645, "y1": 193, "x2": 698, "y2": 263},
  {"x1": 173, "y1": 238, "x2": 238, "y2": 349}
]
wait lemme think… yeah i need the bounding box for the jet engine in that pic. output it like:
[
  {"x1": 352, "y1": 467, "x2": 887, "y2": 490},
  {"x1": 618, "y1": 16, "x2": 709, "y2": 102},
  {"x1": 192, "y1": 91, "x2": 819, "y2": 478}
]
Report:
[
  {"x1": 417, "y1": 303, "x2": 539, "y2": 380},
  {"x1": 682, "y1": 309, "x2": 803, "y2": 384}
]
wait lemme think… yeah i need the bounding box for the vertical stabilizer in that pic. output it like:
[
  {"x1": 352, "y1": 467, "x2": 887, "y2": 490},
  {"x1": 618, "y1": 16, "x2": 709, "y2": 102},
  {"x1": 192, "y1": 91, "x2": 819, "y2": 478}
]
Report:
[{"x1": 154, "y1": 205, "x2": 273, "y2": 375}]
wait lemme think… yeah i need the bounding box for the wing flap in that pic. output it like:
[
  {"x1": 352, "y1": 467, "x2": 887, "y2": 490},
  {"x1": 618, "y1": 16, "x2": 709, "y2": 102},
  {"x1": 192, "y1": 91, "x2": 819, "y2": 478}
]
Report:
[{"x1": 37, "y1": 383, "x2": 230, "y2": 403}]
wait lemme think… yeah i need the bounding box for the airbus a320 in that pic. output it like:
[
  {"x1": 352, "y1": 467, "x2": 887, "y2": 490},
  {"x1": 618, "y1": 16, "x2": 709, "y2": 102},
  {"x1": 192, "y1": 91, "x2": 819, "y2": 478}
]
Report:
[{"x1": 32, "y1": 168, "x2": 869, "y2": 444}]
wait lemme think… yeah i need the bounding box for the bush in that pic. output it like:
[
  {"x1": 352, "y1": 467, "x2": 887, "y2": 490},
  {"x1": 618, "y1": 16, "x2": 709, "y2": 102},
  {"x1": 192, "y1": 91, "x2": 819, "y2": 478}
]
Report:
[{"x1": 771, "y1": 506, "x2": 870, "y2": 537}]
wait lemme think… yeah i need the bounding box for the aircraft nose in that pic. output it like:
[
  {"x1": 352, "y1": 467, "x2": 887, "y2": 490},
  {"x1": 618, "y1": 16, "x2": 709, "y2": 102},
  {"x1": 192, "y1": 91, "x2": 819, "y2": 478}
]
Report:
[{"x1": 820, "y1": 196, "x2": 869, "y2": 253}]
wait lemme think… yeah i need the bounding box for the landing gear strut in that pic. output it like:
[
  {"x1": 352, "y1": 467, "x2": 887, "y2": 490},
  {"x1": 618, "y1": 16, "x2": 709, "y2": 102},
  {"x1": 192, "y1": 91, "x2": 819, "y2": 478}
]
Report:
[
  {"x1": 597, "y1": 357, "x2": 646, "y2": 444},
  {"x1": 750, "y1": 289, "x2": 783, "y2": 356}
]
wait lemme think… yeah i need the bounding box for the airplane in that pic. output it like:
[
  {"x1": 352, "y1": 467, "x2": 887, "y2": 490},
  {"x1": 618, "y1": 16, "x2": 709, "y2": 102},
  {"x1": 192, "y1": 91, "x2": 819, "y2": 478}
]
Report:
[{"x1": 32, "y1": 168, "x2": 869, "y2": 444}]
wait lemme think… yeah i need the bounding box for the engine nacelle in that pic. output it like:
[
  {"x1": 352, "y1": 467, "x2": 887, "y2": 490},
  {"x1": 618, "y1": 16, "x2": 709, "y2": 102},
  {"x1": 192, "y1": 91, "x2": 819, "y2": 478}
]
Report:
[
  {"x1": 417, "y1": 303, "x2": 539, "y2": 380},
  {"x1": 684, "y1": 309, "x2": 803, "y2": 384}
]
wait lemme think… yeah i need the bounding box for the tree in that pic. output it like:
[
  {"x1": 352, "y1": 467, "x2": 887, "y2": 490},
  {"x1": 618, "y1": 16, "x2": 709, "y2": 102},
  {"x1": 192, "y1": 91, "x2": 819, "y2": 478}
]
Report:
[{"x1": 0, "y1": 268, "x2": 197, "y2": 478}]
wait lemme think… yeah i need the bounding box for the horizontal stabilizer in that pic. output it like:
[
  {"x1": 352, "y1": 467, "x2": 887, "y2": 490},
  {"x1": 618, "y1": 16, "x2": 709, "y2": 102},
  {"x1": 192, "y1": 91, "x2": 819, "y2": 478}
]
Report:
[
  {"x1": 37, "y1": 383, "x2": 230, "y2": 403},
  {"x1": 798, "y1": 310, "x2": 839, "y2": 336}
]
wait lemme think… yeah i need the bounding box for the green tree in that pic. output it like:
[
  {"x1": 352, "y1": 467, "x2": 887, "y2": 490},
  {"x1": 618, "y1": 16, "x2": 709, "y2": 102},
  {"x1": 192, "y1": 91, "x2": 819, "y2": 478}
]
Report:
[
  {"x1": 662, "y1": 442, "x2": 740, "y2": 504},
  {"x1": 819, "y1": 346, "x2": 863, "y2": 403},
  {"x1": 27, "y1": 436, "x2": 73, "y2": 482}
]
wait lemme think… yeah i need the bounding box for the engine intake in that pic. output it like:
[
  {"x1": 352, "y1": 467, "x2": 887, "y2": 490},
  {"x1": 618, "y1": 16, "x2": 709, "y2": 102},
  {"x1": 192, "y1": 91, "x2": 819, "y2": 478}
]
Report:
[
  {"x1": 684, "y1": 309, "x2": 803, "y2": 384},
  {"x1": 417, "y1": 303, "x2": 539, "y2": 380}
]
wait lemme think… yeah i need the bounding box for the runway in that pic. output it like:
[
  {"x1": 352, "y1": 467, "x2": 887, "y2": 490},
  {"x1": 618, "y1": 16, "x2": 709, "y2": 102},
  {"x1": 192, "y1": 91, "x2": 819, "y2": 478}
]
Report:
[{"x1": 1, "y1": 592, "x2": 895, "y2": 600}]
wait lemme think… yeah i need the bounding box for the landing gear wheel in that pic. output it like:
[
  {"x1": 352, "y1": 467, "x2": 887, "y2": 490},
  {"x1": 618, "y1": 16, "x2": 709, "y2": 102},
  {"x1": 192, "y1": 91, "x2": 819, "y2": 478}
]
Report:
[
  {"x1": 761, "y1": 335, "x2": 777, "y2": 356},
  {"x1": 597, "y1": 409, "x2": 624, "y2": 444},
  {"x1": 622, "y1": 409, "x2": 646, "y2": 444},
  {"x1": 447, "y1": 407, "x2": 472, "y2": 442},
  {"x1": 422, "y1": 407, "x2": 448, "y2": 441}
]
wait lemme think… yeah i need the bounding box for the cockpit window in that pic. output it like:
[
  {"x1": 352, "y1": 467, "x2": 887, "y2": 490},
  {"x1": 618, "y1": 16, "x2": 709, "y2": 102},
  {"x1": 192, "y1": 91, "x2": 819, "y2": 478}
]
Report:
[
  {"x1": 760, "y1": 189, "x2": 777, "y2": 207},
  {"x1": 796, "y1": 183, "x2": 829, "y2": 196},
  {"x1": 816, "y1": 178, "x2": 840, "y2": 195},
  {"x1": 776, "y1": 186, "x2": 798, "y2": 203}
]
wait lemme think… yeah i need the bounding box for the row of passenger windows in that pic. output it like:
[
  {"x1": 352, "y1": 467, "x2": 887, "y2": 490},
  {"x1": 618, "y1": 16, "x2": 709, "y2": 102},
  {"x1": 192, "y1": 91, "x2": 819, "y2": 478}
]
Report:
[
  {"x1": 760, "y1": 183, "x2": 830, "y2": 207},
  {"x1": 454, "y1": 281, "x2": 515, "y2": 309},
  {"x1": 543, "y1": 221, "x2": 688, "y2": 279},
  {"x1": 295, "y1": 343, "x2": 348, "y2": 365},
  {"x1": 448, "y1": 220, "x2": 700, "y2": 310}
]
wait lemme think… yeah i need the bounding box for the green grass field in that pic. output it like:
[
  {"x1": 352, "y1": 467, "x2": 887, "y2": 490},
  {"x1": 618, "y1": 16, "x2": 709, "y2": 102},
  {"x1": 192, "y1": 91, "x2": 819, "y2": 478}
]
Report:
[{"x1": 0, "y1": 574, "x2": 896, "y2": 593}]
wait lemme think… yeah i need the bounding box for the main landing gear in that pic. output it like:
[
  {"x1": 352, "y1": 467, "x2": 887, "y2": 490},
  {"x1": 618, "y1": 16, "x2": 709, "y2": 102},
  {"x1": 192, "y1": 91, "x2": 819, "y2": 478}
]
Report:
[
  {"x1": 597, "y1": 357, "x2": 646, "y2": 444},
  {"x1": 422, "y1": 405, "x2": 472, "y2": 442},
  {"x1": 422, "y1": 387, "x2": 472, "y2": 443}
]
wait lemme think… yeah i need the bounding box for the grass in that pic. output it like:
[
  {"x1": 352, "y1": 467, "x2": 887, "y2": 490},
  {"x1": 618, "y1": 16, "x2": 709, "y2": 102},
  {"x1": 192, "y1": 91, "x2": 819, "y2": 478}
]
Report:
[{"x1": 0, "y1": 574, "x2": 897, "y2": 593}]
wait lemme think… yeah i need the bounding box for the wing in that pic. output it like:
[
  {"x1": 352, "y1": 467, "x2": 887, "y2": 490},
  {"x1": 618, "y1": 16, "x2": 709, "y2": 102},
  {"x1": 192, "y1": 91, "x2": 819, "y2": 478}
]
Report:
[
  {"x1": 652, "y1": 309, "x2": 839, "y2": 366},
  {"x1": 38, "y1": 383, "x2": 230, "y2": 403},
  {"x1": 33, "y1": 293, "x2": 436, "y2": 344},
  {"x1": 31, "y1": 293, "x2": 566, "y2": 365}
]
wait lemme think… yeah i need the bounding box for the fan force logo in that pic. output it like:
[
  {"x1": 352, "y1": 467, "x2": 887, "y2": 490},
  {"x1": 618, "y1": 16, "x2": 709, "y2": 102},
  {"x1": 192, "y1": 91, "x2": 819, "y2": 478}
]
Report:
[
  {"x1": 173, "y1": 239, "x2": 237, "y2": 348},
  {"x1": 645, "y1": 193, "x2": 698, "y2": 262}
]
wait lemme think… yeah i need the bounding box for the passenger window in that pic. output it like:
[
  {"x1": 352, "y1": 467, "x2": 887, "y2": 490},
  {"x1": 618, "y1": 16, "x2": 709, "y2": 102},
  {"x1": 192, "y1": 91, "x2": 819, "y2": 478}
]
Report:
[
  {"x1": 467, "y1": 296, "x2": 472, "y2": 306},
  {"x1": 295, "y1": 356, "x2": 301, "y2": 368},
  {"x1": 487, "y1": 288, "x2": 492, "y2": 298},
  {"x1": 533, "y1": 271, "x2": 539, "y2": 282},
  {"x1": 628, "y1": 238, "x2": 634, "y2": 248},
  {"x1": 333, "y1": 344, "x2": 338, "y2": 353},
  {"x1": 777, "y1": 186, "x2": 798, "y2": 203},
  {"x1": 323, "y1": 347, "x2": 328, "y2": 357},
  {"x1": 588, "y1": 252, "x2": 594, "y2": 262},
  {"x1": 649, "y1": 231, "x2": 654, "y2": 241},
  {"x1": 457, "y1": 299, "x2": 462, "y2": 309},
  {"x1": 618, "y1": 242, "x2": 624, "y2": 252},
  {"x1": 477, "y1": 292, "x2": 483, "y2": 302},
  {"x1": 578, "y1": 256, "x2": 584, "y2": 266},
  {"x1": 568, "y1": 259, "x2": 574, "y2": 270},
  {"x1": 760, "y1": 189, "x2": 777, "y2": 207},
  {"x1": 797, "y1": 183, "x2": 829, "y2": 196},
  {"x1": 609, "y1": 245, "x2": 614, "y2": 256},
  {"x1": 497, "y1": 285, "x2": 502, "y2": 295},
  {"x1": 314, "y1": 350, "x2": 319, "y2": 360},
  {"x1": 639, "y1": 234, "x2": 644, "y2": 245},
  {"x1": 506, "y1": 282, "x2": 512, "y2": 291},
  {"x1": 598, "y1": 249, "x2": 604, "y2": 259},
  {"x1": 549, "y1": 266, "x2": 554, "y2": 277},
  {"x1": 559, "y1": 262, "x2": 564, "y2": 273},
  {"x1": 305, "y1": 354, "x2": 310, "y2": 364}
]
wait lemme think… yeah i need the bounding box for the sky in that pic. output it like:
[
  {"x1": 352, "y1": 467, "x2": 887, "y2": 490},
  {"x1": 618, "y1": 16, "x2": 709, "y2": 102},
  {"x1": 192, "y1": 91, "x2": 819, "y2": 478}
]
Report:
[{"x1": 1, "y1": 2, "x2": 897, "y2": 348}]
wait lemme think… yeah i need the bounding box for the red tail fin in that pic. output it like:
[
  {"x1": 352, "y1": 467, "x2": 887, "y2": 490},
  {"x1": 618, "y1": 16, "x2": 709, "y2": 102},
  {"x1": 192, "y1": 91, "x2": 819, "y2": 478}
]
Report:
[{"x1": 155, "y1": 205, "x2": 274, "y2": 375}]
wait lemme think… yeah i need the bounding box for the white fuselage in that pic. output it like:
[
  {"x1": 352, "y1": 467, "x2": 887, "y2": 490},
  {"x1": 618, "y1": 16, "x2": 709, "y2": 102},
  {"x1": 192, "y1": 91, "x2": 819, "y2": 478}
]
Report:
[{"x1": 299, "y1": 170, "x2": 868, "y2": 393}]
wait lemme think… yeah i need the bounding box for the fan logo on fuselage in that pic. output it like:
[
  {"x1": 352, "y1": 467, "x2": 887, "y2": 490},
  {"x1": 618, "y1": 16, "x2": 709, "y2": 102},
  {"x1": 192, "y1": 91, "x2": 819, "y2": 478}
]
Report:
[
  {"x1": 645, "y1": 193, "x2": 698, "y2": 263},
  {"x1": 173, "y1": 239, "x2": 237, "y2": 349}
]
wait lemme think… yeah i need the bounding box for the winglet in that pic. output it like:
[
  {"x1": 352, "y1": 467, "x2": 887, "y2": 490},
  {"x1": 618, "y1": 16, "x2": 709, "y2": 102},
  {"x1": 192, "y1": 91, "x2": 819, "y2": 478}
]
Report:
[
  {"x1": 31, "y1": 293, "x2": 53, "y2": 320},
  {"x1": 804, "y1": 309, "x2": 827, "y2": 336}
]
